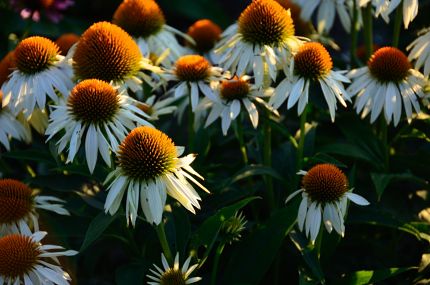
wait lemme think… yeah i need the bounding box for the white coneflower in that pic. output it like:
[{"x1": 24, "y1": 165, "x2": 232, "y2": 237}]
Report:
[
  {"x1": 46, "y1": 79, "x2": 152, "y2": 173},
  {"x1": 104, "y1": 126, "x2": 209, "y2": 227},
  {"x1": 72, "y1": 21, "x2": 163, "y2": 93},
  {"x1": 270, "y1": 42, "x2": 351, "y2": 121},
  {"x1": 0, "y1": 230, "x2": 77, "y2": 285},
  {"x1": 215, "y1": 0, "x2": 303, "y2": 87},
  {"x1": 407, "y1": 28, "x2": 430, "y2": 77},
  {"x1": 379, "y1": 0, "x2": 418, "y2": 29},
  {"x1": 1, "y1": 36, "x2": 73, "y2": 117},
  {"x1": 147, "y1": 253, "x2": 201, "y2": 285},
  {"x1": 0, "y1": 91, "x2": 30, "y2": 150},
  {"x1": 285, "y1": 164, "x2": 369, "y2": 243},
  {"x1": 348, "y1": 46, "x2": 427, "y2": 126},
  {"x1": 0, "y1": 178, "x2": 69, "y2": 235},
  {"x1": 113, "y1": 0, "x2": 191, "y2": 67},
  {"x1": 137, "y1": 95, "x2": 178, "y2": 121},
  {"x1": 293, "y1": 0, "x2": 352, "y2": 34},
  {"x1": 204, "y1": 76, "x2": 275, "y2": 135},
  {"x1": 164, "y1": 55, "x2": 226, "y2": 111},
  {"x1": 186, "y1": 19, "x2": 222, "y2": 63}
]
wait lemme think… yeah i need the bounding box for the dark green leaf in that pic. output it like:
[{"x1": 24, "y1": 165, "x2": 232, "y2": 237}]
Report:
[
  {"x1": 331, "y1": 267, "x2": 415, "y2": 285},
  {"x1": 115, "y1": 262, "x2": 148, "y2": 285},
  {"x1": 370, "y1": 172, "x2": 428, "y2": 200},
  {"x1": 222, "y1": 200, "x2": 299, "y2": 284},
  {"x1": 349, "y1": 207, "x2": 430, "y2": 242},
  {"x1": 230, "y1": 164, "x2": 283, "y2": 184},
  {"x1": 80, "y1": 212, "x2": 118, "y2": 251},
  {"x1": 190, "y1": 197, "x2": 259, "y2": 261}
]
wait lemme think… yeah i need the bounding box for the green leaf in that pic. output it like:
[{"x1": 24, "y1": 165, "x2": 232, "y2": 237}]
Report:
[
  {"x1": 290, "y1": 231, "x2": 325, "y2": 282},
  {"x1": 80, "y1": 212, "x2": 118, "y2": 251},
  {"x1": 319, "y1": 143, "x2": 375, "y2": 164},
  {"x1": 230, "y1": 164, "x2": 283, "y2": 184},
  {"x1": 115, "y1": 262, "x2": 148, "y2": 285},
  {"x1": 3, "y1": 149, "x2": 56, "y2": 164},
  {"x1": 29, "y1": 174, "x2": 88, "y2": 192},
  {"x1": 190, "y1": 197, "x2": 259, "y2": 262},
  {"x1": 348, "y1": 208, "x2": 430, "y2": 242},
  {"x1": 370, "y1": 172, "x2": 428, "y2": 200},
  {"x1": 331, "y1": 267, "x2": 414, "y2": 284},
  {"x1": 222, "y1": 200, "x2": 299, "y2": 284}
]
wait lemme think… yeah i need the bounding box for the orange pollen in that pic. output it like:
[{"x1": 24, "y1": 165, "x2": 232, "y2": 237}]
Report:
[
  {"x1": 55, "y1": 33, "x2": 80, "y2": 55},
  {"x1": 302, "y1": 164, "x2": 348, "y2": 203},
  {"x1": 0, "y1": 234, "x2": 40, "y2": 278},
  {"x1": 68, "y1": 79, "x2": 120, "y2": 124},
  {"x1": 220, "y1": 77, "x2": 250, "y2": 101},
  {"x1": 73, "y1": 21, "x2": 143, "y2": 82},
  {"x1": 118, "y1": 126, "x2": 177, "y2": 181},
  {"x1": 0, "y1": 90, "x2": 3, "y2": 112},
  {"x1": 113, "y1": 0, "x2": 165, "y2": 38},
  {"x1": 0, "y1": 179, "x2": 34, "y2": 225},
  {"x1": 175, "y1": 55, "x2": 211, "y2": 82},
  {"x1": 187, "y1": 19, "x2": 222, "y2": 52},
  {"x1": 368, "y1": 47, "x2": 411, "y2": 83},
  {"x1": 0, "y1": 51, "x2": 16, "y2": 86},
  {"x1": 238, "y1": 0, "x2": 295, "y2": 46},
  {"x1": 294, "y1": 42, "x2": 333, "y2": 80},
  {"x1": 14, "y1": 36, "x2": 59, "y2": 75}
]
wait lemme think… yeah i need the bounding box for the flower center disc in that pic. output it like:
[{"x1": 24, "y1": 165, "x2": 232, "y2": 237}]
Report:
[
  {"x1": 220, "y1": 78, "x2": 250, "y2": 101},
  {"x1": 0, "y1": 234, "x2": 40, "y2": 278},
  {"x1": 55, "y1": 33, "x2": 80, "y2": 55},
  {"x1": 0, "y1": 179, "x2": 33, "y2": 225},
  {"x1": 187, "y1": 19, "x2": 222, "y2": 52},
  {"x1": 294, "y1": 42, "x2": 333, "y2": 80},
  {"x1": 73, "y1": 21, "x2": 143, "y2": 82},
  {"x1": 238, "y1": 0, "x2": 295, "y2": 46},
  {"x1": 0, "y1": 51, "x2": 16, "y2": 86},
  {"x1": 175, "y1": 55, "x2": 210, "y2": 82},
  {"x1": 68, "y1": 79, "x2": 120, "y2": 124},
  {"x1": 302, "y1": 164, "x2": 348, "y2": 203},
  {"x1": 14, "y1": 36, "x2": 59, "y2": 75},
  {"x1": 368, "y1": 47, "x2": 411, "y2": 83},
  {"x1": 118, "y1": 126, "x2": 177, "y2": 181},
  {"x1": 160, "y1": 269, "x2": 186, "y2": 285},
  {"x1": 113, "y1": 0, "x2": 165, "y2": 38}
]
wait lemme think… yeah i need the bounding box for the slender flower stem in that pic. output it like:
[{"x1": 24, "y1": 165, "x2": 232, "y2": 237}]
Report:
[
  {"x1": 296, "y1": 106, "x2": 309, "y2": 174},
  {"x1": 155, "y1": 222, "x2": 173, "y2": 264},
  {"x1": 235, "y1": 116, "x2": 248, "y2": 165},
  {"x1": 350, "y1": 0, "x2": 360, "y2": 67},
  {"x1": 363, "y1": 4, "x2": 374, "y2": 60},
  {"x1": 263, "y1": 114, "x2": 275, "y2": 210},
  {"x1": 314, "y1": 227, "x2": 324, "y2": 260},
  {"x1": 188, "y1": 99, "x2": 195, "y2": 151},
  {"x1": 379, "y1": 117, "x2": 389, "y2": 171},
  {"x1": 392, "y1": 4, "x2": 403, "y2": 48},
  {"x1": 210, "y1": 243, "x2": 225, "y2": 285}
]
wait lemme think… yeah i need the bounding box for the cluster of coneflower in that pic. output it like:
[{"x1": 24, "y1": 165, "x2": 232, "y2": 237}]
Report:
[{"x1": 0, "y1": 0, "x2": 429, "y2": 284}]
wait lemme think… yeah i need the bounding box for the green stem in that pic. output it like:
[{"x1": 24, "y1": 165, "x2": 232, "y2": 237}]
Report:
[
  {"x1": 235, "y1": 117, "x2": 248, "y2": 165},
  {"x1": 392, "y1": 3, "x2": 403, "y2": 48},
  {"x1": 379, "y1": 117, "x2": 389, "y2": 171},
  {"x1": 210, "y1": 243, "x2": 225, "y2": 285},
  {"x1": 314, "y1": 227, "x2": 324, "y2": 260},
  {"x1": 296, "y1": 106, "x2": 309, "y2": 174},
  {"x1": 350, "y1": 0, "x2": 360, "y2": 67},
  {"x1": 263, "y1": 114, "x2": 275, "y2": 210},
  {"x1": 363, "y1": 4, "x2": 374, "y2": 60},
  {"x1": 188, "y1": 99, "x2": 195, "y2": 151},
  {"x1": 155, "y1": 222, "x2": 173, "y2": 264}
]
